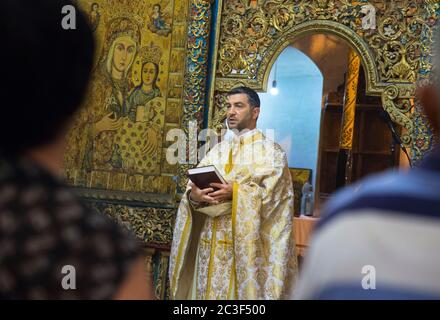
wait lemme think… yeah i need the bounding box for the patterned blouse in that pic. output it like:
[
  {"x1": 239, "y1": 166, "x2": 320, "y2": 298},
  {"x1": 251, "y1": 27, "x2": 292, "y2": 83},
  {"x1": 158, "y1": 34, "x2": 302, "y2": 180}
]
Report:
[{"x1": 0, "y1": 153, "x2": 141, "y2": 299}]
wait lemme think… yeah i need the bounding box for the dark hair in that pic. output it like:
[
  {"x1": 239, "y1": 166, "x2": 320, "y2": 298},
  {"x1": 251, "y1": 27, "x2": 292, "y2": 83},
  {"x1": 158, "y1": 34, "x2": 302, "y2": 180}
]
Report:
[
  {"x1": 0, "y1": 0, "x2": 95, "y2": 153},
  {"x1": 227, "y1": 86, "x2": 261, "y2": 108}
]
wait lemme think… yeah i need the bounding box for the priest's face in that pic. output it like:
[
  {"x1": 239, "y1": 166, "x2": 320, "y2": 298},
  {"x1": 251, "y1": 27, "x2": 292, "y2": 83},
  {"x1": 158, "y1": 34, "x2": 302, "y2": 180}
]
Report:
[{"x1": 226, "y1": 93, "x2": 260, "y2": 132}]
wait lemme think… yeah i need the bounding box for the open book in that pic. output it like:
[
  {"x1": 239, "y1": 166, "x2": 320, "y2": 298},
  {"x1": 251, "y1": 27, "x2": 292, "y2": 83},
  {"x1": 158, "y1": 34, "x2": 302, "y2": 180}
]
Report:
[{"x1": 188, "y1": 165, "x2": 227, "y2": 191}]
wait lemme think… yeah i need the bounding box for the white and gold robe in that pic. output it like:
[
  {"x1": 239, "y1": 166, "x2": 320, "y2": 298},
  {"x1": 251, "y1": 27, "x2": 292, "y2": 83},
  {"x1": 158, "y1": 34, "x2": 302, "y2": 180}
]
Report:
[{"x1": 169, "y1": 129, "x2": 297, "y2": 300}]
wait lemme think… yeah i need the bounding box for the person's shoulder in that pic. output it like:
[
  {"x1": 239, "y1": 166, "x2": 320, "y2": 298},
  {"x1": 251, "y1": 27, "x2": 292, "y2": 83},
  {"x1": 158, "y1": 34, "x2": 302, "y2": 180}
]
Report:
[
  {"x1": 0, "y1": 178, "x2": 141, "y2": 299},
  {"x1": 0, "y1": 156, "x2": 137, "y2": 245},
  {"x1": 316, "y1": 169, "x2": 411, "y2": 231},
  {"x1": 53, "y1": 186, "x2": 139, "y2": 246},
  {"x1": 40, "y1": 187, "x2": 142, "y2": 298},
  {"x1": 11, "y1": 160, "x2": 141, "y2": 252},
  {"x1": 41, "y1": 184, "x2": 123, "y2": 238}
]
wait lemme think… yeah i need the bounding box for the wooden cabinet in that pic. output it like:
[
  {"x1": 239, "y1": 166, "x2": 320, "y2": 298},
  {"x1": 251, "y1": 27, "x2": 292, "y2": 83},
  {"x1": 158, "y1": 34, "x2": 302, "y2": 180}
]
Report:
[{"x1": 317, "y1": 97, "x2": 401, "y2": 208}]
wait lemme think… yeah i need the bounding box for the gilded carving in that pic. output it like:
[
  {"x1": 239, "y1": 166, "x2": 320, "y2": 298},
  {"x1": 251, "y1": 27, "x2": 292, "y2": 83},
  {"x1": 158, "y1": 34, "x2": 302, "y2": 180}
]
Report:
[
  {"x1": 178, "y1": 0, "x2": 214, "y2": 192},
  {"x1": 381, "y1": 86, "x2": 414, "y2": 146},
  {"x1": 153, "y1": 252, "x2": 171, "y2": 299},
  {"x1": 210, "y1": 0, "x2": 440, "y2": 162},
  {"x1": 91, "y1": 203, "x2": 175, "y2": 245}
]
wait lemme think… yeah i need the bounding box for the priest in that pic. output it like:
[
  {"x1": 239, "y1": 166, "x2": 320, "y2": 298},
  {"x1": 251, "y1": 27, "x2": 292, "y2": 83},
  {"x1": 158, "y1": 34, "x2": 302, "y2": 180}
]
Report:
[{"x1": 169, "y1": 86, "x2": 297, "y2": 299}]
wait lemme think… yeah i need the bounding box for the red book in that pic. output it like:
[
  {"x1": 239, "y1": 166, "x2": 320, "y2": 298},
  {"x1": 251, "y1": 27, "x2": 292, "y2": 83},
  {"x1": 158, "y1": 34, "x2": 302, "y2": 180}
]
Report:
[{"x1": 188, "y1": 165, "x2": 227, "y2": 191}]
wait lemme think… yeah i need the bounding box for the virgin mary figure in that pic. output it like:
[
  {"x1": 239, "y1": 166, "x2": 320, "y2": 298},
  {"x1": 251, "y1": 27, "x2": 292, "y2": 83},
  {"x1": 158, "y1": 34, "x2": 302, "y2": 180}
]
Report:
[{"x1": 67, "y1": 17, "x2": 141, "y2": 173}]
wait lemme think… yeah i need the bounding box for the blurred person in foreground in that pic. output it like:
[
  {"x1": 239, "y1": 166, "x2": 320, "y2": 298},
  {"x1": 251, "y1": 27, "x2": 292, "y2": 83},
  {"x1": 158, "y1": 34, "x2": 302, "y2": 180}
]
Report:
[
  {"x1": 295, "y1": 25, "x2": 440, "y2": 300},
  {"x1": 0, "y1": 0, "x2": 153, "y2": 299}
]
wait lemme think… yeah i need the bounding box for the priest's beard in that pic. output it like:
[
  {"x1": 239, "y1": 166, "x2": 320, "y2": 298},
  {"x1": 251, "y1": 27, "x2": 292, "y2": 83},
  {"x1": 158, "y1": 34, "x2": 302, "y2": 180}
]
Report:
[{"x1": 228, "y1": 113, "x2": 254, "y2": 133}]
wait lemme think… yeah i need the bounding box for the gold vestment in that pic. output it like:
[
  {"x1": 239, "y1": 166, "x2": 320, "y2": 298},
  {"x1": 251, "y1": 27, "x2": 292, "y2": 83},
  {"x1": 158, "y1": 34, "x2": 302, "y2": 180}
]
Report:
[{"x1": 169, "y1": 130, "x2": 297, "y2": 299}]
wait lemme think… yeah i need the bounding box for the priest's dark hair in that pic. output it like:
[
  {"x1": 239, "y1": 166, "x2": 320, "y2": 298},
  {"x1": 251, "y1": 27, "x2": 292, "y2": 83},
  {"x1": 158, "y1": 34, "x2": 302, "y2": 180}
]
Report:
[
  {"x1": 228, "y1": 86, "x2": 261, "y2": 109},
  {"x1": 0, "y1": 0, "x2": 95, "y2": 153}
]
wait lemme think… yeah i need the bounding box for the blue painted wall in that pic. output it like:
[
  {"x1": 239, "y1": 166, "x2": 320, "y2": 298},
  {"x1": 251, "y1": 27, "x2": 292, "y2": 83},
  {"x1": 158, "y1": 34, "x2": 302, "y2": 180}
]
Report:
[{"x1": 258, "y1": 47, "x2": 323, "y2": 190}]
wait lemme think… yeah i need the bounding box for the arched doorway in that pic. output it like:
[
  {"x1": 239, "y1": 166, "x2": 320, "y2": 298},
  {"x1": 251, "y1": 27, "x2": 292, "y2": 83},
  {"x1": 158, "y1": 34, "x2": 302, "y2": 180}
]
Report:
[
  {"x1": 258, "y1": 46, "x2": 323, "y2": 209},
  {"x1": 257, "y1": 33, "x2": 404, "y2": 214}
]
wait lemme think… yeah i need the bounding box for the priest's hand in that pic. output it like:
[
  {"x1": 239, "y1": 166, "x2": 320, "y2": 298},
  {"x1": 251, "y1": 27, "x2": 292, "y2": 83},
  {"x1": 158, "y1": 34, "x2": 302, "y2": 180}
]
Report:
[
  {"x1": 208, "y1": 183, "x2": 233, "y2": 202},
  {"x1": 189, "y1": 182, "x2": 218, "y2": 205}
]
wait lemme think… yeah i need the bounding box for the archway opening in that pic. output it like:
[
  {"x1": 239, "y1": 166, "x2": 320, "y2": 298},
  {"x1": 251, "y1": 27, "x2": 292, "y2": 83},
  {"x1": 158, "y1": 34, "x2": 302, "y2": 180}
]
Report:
[
  {"x1": 258, "y1": 46, "x2": 323, "y2": 196},
  {"x1": 258, "y1": 33, "x2": 403, "y2": 216}
]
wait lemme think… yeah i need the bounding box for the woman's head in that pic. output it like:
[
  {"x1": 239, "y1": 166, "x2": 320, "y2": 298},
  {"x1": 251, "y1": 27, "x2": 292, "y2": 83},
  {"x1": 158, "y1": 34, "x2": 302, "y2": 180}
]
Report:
[
  {"x1": 153, "y1": 4, "x2": 161, "y2": 13},
  {"x1": 102, "y1": 17, "x2": 141, "y2": 78},
  {"x1": 108, "y1": 35, "x2": 137, "y2": 76},
  {"x1": 141, "y1": 62, "x2": 159, "y2": 87}
]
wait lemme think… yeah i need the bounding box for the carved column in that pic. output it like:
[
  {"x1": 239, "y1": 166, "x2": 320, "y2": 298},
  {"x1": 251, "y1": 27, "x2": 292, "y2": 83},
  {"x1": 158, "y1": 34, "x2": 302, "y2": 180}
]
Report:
[
  {"x1": 179, "y1": 0, "x2": 216, "y2": 193},
  {"x1": 336, "y1": 48, "x2": 361, "y2": 188},
  {"x1": 144, "y1": 248, "x2": 155, "y2": 298}
]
